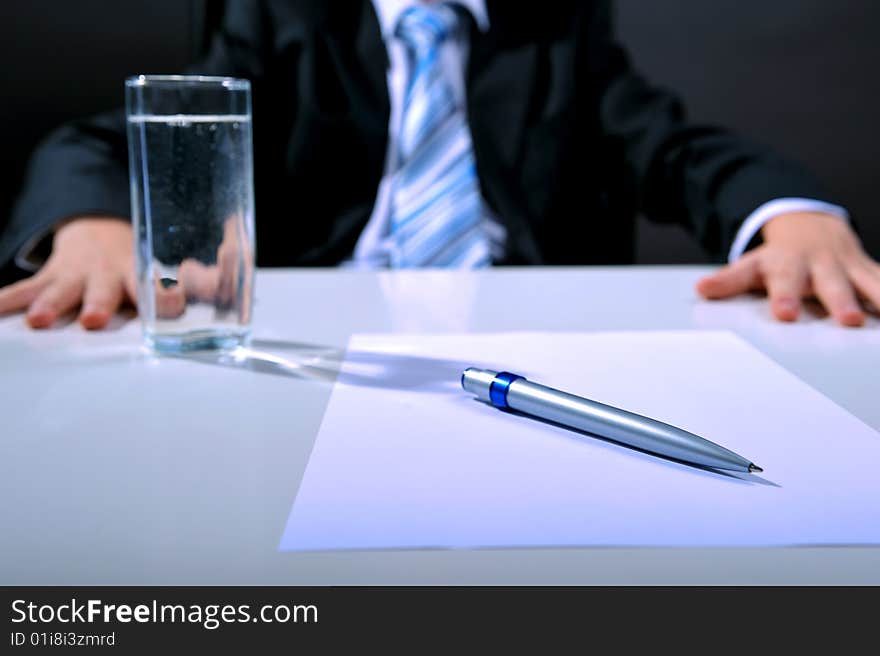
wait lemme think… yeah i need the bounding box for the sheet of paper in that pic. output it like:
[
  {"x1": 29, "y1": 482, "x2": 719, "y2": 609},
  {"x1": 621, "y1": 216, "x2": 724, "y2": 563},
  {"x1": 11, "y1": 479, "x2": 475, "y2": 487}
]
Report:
[{"x1": 280, "y1": 331, "x2": 880, "y2": 550}]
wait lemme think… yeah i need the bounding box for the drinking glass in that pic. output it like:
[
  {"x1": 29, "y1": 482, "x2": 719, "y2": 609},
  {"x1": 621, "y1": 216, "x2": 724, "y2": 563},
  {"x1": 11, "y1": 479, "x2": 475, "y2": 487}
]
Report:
[{"x1": 125, "y1": 75, "x2": 255, "y2": 353}]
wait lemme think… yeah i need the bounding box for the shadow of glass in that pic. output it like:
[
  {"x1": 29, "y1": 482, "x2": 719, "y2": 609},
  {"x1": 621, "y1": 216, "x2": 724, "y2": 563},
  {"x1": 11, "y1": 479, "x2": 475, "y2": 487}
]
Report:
[{"x1": 169, "y1": 337, "x2": 496, "y2": 394}]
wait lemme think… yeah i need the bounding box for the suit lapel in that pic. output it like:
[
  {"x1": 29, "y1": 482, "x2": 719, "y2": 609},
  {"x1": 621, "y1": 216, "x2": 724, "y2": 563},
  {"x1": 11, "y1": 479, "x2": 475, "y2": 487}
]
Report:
[
  {"x1": 352, "y1": 0, "x2": 391, "y2": 134},
  {"x1": 466, "y1": 15, "x2": 538, "y2": 169},
  {"x1": 309, "y1": 1, "x2": 389, "y2": 260}
]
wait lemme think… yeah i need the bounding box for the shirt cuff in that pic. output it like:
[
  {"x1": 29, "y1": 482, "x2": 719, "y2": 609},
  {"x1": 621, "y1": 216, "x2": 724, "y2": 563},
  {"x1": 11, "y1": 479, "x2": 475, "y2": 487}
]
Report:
[
  {"x1": 14, "y1": 227, "x2": 54, "y2": 273},
  {"x1": 727, "y1": 198, "x2": 850, "y2": 263}
]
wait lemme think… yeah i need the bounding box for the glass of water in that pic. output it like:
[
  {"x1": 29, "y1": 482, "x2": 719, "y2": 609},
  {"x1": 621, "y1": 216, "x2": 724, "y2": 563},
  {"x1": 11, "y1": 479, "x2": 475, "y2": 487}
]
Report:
[{"x1": 125, "y1": 75, "x2": 255, "y2": 353}]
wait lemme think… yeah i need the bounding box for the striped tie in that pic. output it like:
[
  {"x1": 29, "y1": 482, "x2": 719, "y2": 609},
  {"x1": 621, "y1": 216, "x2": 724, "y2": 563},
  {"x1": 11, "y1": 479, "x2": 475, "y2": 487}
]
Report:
[{"x1": 390, "y1": 4, "x2": 490, "y2": 269}]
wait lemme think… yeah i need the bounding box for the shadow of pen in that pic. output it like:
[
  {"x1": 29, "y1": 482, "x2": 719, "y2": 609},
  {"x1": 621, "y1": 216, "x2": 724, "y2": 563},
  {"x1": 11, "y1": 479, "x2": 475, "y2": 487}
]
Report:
[{"x1": 475, "y1": 400, "x2": 780, "y2": 486}]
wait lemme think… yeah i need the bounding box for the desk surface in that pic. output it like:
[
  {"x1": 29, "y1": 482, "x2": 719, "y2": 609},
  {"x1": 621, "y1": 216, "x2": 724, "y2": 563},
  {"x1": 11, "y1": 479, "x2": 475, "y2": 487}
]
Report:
[{"x1": 2, "y1": 267, "x2": 879, "y2": 585}]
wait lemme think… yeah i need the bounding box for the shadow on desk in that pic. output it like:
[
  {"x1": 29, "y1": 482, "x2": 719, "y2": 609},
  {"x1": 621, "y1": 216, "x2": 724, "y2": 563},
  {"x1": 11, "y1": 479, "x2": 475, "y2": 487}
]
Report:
[{"x1": 168, "y1": 337, "x2": 491, "y2": 394}]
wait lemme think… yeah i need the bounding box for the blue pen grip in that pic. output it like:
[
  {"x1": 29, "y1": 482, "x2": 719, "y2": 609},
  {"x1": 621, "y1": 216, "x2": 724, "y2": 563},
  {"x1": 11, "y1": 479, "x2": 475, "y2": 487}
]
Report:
[{"x1": 489, "y1": 372, "x2": 524, "y2": 409}]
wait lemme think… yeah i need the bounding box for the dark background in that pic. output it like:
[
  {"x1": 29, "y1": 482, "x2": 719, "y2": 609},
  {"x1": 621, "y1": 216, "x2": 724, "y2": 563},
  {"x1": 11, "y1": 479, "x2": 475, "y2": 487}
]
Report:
[{"x1": 1, "y1": 0, "x2": 877, "y2": 265}]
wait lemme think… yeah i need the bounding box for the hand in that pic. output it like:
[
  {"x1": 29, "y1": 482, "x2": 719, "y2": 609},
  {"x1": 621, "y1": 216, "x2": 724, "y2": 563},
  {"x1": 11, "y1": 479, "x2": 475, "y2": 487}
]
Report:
[
  {"x1": 696, "y1": 212, "x2": 880, "y2": 326},
  {"x1": 0, "y1": 217, "x2": 135, "y2": 330},
  {"x1": 150, "y1": 216, "x2": 250, "y2": 320}
]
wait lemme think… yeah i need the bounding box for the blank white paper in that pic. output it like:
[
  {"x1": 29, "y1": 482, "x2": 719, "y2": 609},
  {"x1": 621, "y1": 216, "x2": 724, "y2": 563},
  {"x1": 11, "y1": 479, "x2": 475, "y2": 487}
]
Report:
[{"x1": 279, "y1": 331, "x2": 880, "y2": 550}]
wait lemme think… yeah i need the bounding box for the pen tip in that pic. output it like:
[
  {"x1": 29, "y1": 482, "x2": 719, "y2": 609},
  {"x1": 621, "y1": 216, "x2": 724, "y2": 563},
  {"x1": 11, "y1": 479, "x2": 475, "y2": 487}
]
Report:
[{"x1": 748, "y1": 464, "x2": 763, "y2": 473}]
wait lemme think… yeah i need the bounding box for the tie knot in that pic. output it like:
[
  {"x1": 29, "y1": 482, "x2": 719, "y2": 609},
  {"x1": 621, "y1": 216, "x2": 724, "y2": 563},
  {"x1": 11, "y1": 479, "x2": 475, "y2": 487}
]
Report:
[{"x1": 395, "y1": 4, "x2": 461, "y2": 52}]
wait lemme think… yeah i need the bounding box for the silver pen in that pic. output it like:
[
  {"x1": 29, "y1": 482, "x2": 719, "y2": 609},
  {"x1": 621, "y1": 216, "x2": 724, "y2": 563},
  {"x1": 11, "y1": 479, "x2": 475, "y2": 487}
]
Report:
[{"x1": 461, "y1": 368, "x2": 762, "y2": 473}]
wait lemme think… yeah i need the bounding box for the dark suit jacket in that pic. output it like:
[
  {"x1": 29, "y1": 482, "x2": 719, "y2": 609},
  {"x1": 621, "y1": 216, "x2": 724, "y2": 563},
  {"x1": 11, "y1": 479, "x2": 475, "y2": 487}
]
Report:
[{"x1": 2, "y1": 0, "x2": 836, "y2": 270}]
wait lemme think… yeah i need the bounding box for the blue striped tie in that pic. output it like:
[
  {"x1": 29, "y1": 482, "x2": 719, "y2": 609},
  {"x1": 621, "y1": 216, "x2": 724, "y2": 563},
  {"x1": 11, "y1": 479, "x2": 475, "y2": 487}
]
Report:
[{"x1": 390, "y1": 4, "x2": 490, "y2": 269}]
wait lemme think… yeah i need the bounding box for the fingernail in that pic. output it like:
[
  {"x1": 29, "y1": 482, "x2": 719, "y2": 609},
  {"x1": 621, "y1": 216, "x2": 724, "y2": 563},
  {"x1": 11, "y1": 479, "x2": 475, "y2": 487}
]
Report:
[
  {"x1": 696, "y1": 278, "x2": 720, "y2": 298},
  {"x1": 26, "y1": 310, "x2": 52, "y2": 328},
  {"x1": 842, "y1": 305, "x2": 865, "y2": 324},
  {"x1": 80, "y1": 305, "x2": 109, "y2": 324}
]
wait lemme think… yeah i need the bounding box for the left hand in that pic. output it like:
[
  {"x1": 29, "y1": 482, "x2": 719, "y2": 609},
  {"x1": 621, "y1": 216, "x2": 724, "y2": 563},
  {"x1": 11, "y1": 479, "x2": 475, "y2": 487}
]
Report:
[{"x1": 696, "y1": 212, "x2": 880, "y2": 326}]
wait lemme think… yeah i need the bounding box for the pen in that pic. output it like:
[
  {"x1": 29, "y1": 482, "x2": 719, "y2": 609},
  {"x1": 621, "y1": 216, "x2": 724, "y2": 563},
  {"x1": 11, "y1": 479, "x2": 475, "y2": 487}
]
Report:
[{"x1": 461, "y1": 368, "x2": 762, "y2": 473}]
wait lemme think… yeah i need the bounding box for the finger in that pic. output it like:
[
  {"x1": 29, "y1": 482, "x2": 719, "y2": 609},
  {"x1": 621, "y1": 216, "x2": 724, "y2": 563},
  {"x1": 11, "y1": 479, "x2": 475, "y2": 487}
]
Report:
[
  {"x1": 79, "y1": 272, "x2": 125, "y2": 330},
  {"x1": 763, "y1": 258, "x2": 808, "y2": 322},
  {"x1": 117, "y1": 254, "x2": 137, "y2": 306},
  {"x1": 216, "y1": 246, "x2": 239, "y2": 310},
  {"x1": 696, "y1": 255, "x2": 761, "y2": 299},
  {"x1": 26, "y1": 277, "x2": 85, "y2": 329},
  {"x1": 810, "y1": 259, "x2": 865, "y2": 327},
  {"x1": 179, "y1": 259, "x2": 219, "y2": 302},
  {"x1": 154, "y1": 277, "x2": 187, "y2": 319},
  {"x1": 848, "y1": 261, "x2": 880, "y2": 315},
  {"x1": 123, "y1": 268, "x2": 138, "y2": 307},
  {"x1": 243, "y1": 255, "x2": 254, "y2": 323},
  {"x1": 0, "y1": 275, "x2": 49, "y2": 316}
]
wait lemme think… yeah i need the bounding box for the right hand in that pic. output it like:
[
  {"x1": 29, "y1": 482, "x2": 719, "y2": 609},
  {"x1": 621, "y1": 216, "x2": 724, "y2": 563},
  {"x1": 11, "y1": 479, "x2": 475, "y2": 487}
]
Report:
[{"x1": 0, "y1": 217, "x2": 136, "y2": 330}]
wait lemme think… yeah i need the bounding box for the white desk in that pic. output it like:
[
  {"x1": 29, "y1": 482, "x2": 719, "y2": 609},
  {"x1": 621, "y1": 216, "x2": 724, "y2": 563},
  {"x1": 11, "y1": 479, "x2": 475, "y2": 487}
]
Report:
[{"x1": 2, "y1": 267, "x2": 879, "y2": 584}]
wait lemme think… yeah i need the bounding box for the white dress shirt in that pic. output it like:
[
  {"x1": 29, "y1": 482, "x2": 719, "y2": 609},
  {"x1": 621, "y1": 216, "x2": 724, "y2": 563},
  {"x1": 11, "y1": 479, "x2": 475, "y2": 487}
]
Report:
[{"x1": 344, "y1": 0, "x2": 849, "y2": 268}]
